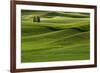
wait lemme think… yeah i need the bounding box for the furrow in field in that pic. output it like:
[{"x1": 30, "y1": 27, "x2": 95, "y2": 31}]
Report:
[
  {"x1": 21, "y1": 29, "x2": 82, "y2": 49},
  {"x1": 34, "y1": 21, "x2": 89, "y2": 29},
  {"x1": 22, "y1": 31, "x2": 89, "y2": 51},
  {"x1": 21, "y1": 43, "x2": 90, "y2": 62}
]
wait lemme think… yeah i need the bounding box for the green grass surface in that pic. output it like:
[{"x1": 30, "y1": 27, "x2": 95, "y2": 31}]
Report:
[{"x1": 21, "y1": 10, "x2": 90, "y2": 63}]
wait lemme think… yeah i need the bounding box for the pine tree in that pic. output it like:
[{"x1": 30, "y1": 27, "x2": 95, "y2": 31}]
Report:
[
  {"x1": 33, "y1": 16, "x2": 41, "y2": 22},
  {"x1": 37, "y1": 16, "x2": 40, "y2": 22},
  {"x1": 33, "y1": 16, "x2": 36, "y2": 22}
]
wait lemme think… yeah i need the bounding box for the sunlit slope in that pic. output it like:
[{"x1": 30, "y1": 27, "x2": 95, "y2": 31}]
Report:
[
  {"x1": 22, "y1": 29, "x2": 82, "y2": 50},
  {"x1": 22, "y1": 18, "x2": 90, "y2": 36},
  {"x1": 21, "y1": 32, "x2": 90, "y2": 62}
]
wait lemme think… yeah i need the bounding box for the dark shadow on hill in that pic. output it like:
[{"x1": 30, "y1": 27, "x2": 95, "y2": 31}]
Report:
[
  {"x1": 46, "y1": 26, "x2": 62, "y2": 31},
  {"x1": 71, "y1": 28, "x2": 90, "y2": 32},
  {"x1": 43, "y1": 12, "x2": 90, "y2": 18}
]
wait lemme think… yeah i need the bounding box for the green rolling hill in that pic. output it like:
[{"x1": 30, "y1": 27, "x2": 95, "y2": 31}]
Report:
[{"x1": 21, "y1": 10, "x2": 90, "y2": 62}]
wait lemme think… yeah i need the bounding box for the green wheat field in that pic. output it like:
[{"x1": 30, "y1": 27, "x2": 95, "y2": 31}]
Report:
[{"x1": 21, "y1": 10, "x2": 90, "y2": 63}]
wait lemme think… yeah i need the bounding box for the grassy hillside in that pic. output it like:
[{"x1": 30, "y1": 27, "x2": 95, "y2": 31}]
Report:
[{"x1": 21, "y1": 10, "x2": 90, "y2": 62}]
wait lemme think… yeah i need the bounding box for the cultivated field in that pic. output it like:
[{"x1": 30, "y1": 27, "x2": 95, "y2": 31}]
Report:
[{"x1": 21, "y1": 10, "x2": 90, "y2": 62}]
